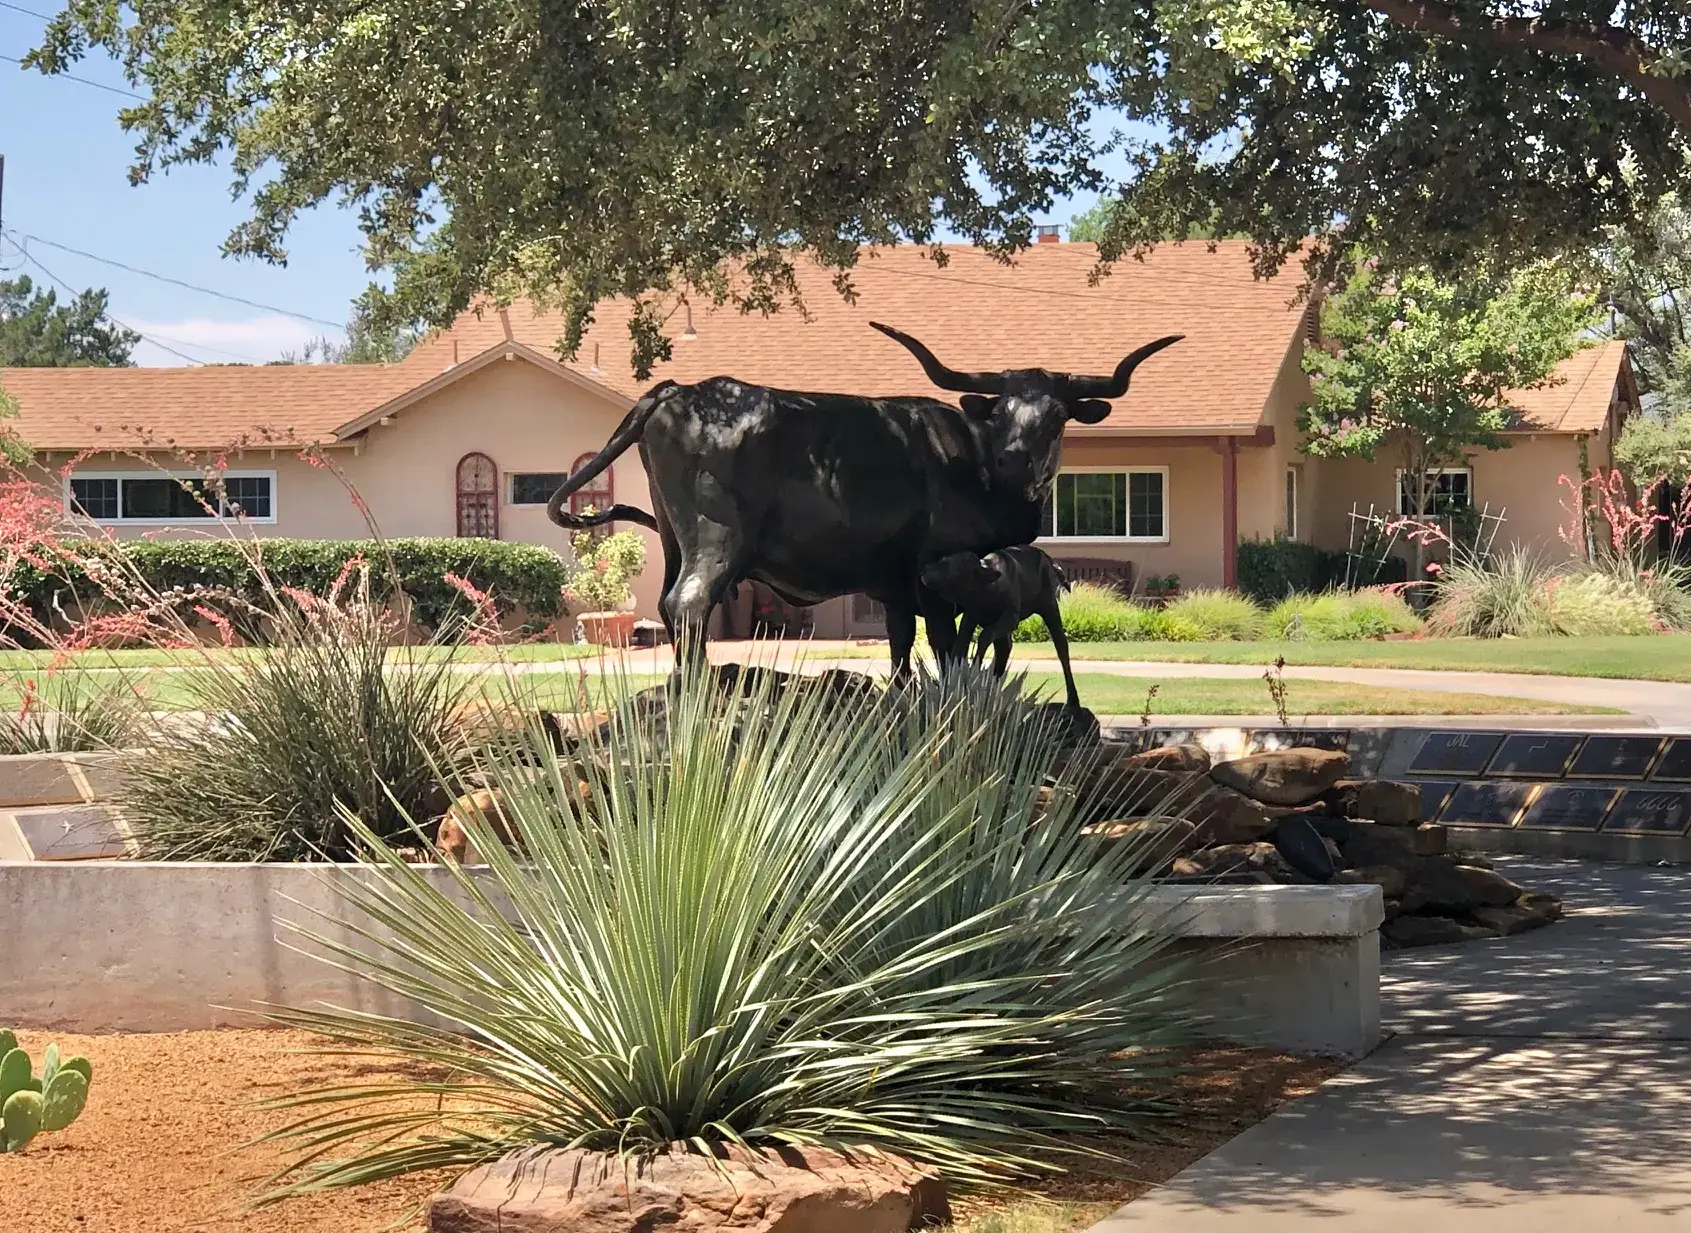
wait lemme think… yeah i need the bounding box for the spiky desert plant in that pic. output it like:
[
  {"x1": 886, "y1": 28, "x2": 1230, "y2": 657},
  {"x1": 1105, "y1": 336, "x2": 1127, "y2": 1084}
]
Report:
[
  {"x1": 0, "y1": 670, "x2": 140, "y2": 753},
  {"x1": 253, "y1": 666, "x2": 1199, "y2": 1201},
  {"x1": 117, "y1": 564, "x2": 478, "y2": 861}
]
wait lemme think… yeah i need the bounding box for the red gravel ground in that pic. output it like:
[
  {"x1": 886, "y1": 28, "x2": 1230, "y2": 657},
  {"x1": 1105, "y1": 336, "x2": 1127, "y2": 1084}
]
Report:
[{"x1": 0, "y1": 1030, "x2": 1342, "y2": 1233}]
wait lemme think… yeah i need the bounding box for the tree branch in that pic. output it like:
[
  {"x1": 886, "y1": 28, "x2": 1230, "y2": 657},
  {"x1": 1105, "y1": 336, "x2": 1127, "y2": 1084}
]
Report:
[{"x1": 1363, "y1": 0, "x2": 1691, "y2": 133}]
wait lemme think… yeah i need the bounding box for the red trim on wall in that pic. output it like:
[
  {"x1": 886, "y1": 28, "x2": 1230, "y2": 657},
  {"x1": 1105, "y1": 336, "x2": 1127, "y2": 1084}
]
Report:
[{"x1": 1221, "y1": 437, "x2": 1238, "y2": 589}]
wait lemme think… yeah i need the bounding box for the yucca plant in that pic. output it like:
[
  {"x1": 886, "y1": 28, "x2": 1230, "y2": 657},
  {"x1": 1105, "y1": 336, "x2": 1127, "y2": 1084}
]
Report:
[
  {"x1": 117, "y1": 567, "x2": 478, "y2": 860},
  {"x1": 254, "y1": 665, "x2": 1199, "y2": 1201}
]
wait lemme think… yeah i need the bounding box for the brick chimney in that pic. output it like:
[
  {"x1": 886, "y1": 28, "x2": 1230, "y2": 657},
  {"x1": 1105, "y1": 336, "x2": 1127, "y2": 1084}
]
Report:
[{"x1": 1036, "y1": 224, "x2": 1061, "y2": 243}]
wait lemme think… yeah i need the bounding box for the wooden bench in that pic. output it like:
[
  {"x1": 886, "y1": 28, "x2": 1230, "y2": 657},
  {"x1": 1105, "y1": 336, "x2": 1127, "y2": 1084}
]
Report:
[{"x1": 1051, "y1": 556, "x2": 1135, "y2": 597}]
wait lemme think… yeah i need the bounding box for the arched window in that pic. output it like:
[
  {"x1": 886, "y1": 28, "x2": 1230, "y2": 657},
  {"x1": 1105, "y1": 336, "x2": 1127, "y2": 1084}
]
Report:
[
  {"x1": 456, "y1": 452, "x2": 499, "y2": 538},
  {"x1": 568, "y1": 451, "x2": 614, "y2": 520}
]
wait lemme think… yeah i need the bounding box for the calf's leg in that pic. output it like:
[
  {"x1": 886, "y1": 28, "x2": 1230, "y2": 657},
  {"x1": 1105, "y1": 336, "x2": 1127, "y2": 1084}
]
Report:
[{"x1": 1038, "y1": 599, "x2": 1082, "y2": 710}]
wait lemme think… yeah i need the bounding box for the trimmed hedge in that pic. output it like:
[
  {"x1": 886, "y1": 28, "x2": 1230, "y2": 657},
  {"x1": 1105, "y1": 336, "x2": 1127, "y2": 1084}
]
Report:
[
  {"x1": 15, "y1": 537, "x2": 571, "y2": 634},
  {"x1": 1237, "y1": 537, "x2": 1408, "y2": 605}
]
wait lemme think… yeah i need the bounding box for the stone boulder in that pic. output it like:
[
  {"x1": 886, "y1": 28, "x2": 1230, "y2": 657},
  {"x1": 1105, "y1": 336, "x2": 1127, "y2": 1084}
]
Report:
[
  {"x1": 1382, "y1": 915, "x2": 1495, "y2": 949},
  {"x1": 1083, "y1": 817, "x2": 1201, "y2": 860},
  {"x1": 1325, "y1": 779, "x2": 1421, "y2": 826},
  {"x1": 1334, "y1": 864, "x2": 1409, "y2": 901},
  {"x1": 1122, "y1": 743, "x2": 1212, "y2": 774},
  {"x1": 429, "y1": 1145, "x2": 949, "y2": 1233},
  {"x1": 1191, "y1": 785, "x2": 1280, "y2": 846},
  {"x1": 1210, "y1": 748, "x2": 1351, "y2": 807},
  {"x1": 1472, "y1": 892, "x2": 1564, "y2": 937},
  {"x1": 1171, "y1": 841, "x2": 1300, "y2": 882},
  {"x1": 1400, "y1": 861, "x2": 1525, "y2": 914}
]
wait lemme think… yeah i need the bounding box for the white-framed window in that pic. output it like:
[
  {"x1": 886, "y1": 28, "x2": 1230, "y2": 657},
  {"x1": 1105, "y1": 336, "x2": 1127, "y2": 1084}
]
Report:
[
  {"x1": 1284, "y1": 464, "x2": 1301, "y2": 540},
  {"x1": 65, "y1": 471, "x2": 278, "y2": 525},
  {"x1": 1039, "y1": 467, "x2": 1169, "y2": 543},
  {"x1": 1395, "y1": 467, "x2": 1472, "y2": 517},
  {"x1": 507, "y1": 472, "x2": 569, "y2": 506}
]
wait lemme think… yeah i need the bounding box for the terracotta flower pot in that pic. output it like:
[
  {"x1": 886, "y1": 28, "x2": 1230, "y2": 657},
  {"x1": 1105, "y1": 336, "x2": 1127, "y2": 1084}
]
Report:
[{"x1": 577, "y1": 611, "x2": 636, "y2": 647}]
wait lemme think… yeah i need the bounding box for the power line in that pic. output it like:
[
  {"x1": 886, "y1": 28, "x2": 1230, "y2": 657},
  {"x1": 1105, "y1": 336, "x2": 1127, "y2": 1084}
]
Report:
[
  {"x1": 0, "y1": 1, "x2": 53, "y2": 19},
  {"x1": 4, "y1": 238, "x2": 208, "y2": 365},
  {"x1": 10, "y1": 233, "x2": 345, "y2": 328},
  {"x1": 0, "y1": 52, "x2": 145, "y2": 99}
]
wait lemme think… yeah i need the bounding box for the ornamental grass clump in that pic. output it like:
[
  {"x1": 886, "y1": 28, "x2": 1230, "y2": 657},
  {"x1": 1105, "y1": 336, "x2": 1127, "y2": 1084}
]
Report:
[
  {"x1": 1160, "y1": 588, "x2": 1264, "y2": 640},
  {"x1": 1265, "y1": 589, "x2": 1421, "y2": 641},
  {"x1": 1013, "y1": 582, "x2": 1153, "y2": 641},
  {"x1": 253, "y1": 666, "x2": 1198, "y2": 1200},
  {"x1": 1424, "y1": 546, "x2": 1560, "y2": 638},
  {"x1": 117, "y1": 563, "x2": 478, "y2": 861}
]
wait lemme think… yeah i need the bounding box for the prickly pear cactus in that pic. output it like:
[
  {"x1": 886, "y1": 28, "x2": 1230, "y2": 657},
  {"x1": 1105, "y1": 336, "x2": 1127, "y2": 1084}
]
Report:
[
  {"x1": 1, "y1": 1090, "x2": 42, "y2": 1152},
  {"x1": 0, "y1": 1032, "x2": 92, "y2": 1150},
  {"x1": 0, "y1": 1048, "x2": 29, "y2": 1103}
]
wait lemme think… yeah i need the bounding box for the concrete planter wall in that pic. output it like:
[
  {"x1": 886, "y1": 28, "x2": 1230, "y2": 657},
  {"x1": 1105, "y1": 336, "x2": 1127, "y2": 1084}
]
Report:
[{"x1": 0, "y1": 862, "x2": 1383, "y2": 1057}]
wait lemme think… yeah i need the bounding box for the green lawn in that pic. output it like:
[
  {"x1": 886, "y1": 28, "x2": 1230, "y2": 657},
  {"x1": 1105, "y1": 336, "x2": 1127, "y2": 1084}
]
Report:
[
  {"x1": 0, "y1": 642, "x2": 600, "y2": 671},
  {"x1": 12, "y1": 666, "x2": 1600, "y2": 717},
  {"x1": 930, "y1": 635, "x2": 1691, "y2": 683},
  {"x1": 1022, "y1": 673, "x2": 1612, "y2": 717}
]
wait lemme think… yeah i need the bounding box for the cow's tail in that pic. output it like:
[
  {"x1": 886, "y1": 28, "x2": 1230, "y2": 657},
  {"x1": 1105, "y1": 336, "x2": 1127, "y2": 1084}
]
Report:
[{"x1": 547, "y1": 382, "x2": 678, "y2": 530}]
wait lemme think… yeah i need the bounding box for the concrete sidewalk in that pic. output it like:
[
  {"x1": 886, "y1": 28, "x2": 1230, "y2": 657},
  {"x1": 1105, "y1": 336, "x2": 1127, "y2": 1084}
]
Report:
[{"x1": 1093, "y1": 860, "x2": 1691, "y2": 1231}]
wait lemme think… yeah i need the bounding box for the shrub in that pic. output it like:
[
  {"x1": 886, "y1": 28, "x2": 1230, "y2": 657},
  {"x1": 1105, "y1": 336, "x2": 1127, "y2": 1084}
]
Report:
[
  {"x1": 1145, "y1": 610, "x2": 1207, "y2": 641},
  {"x1": 1265, "y1": 589, "x2": 1422, "y2": 641},
  {"x1": 1545, "y1": 572, "x2": 1661, "y2": 636},
  {"x1": 1425, "y1": 548, "x2": 1559, "y2": 638},
  {"x1": 1237, "y1": 537, "x2": 1409, "y2": 604},
  {"x1": 253, "y1": 669, "x2": 1196, "y2": 1199},
  {"x1": 562, "y1": 528, "x2": 646, "y2": 612},
  {"x1": 1160, "y1": 588, "x2": 1264, "y2": 640},
  {"x1": 116, "y1": 568, "x2": 477, "y2": 860},
  {"x1": 13, "y1": 537, "x2": 572, "y2": 636}
]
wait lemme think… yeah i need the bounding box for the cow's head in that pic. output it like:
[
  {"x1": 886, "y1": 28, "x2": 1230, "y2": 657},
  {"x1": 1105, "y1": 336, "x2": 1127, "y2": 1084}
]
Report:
[{"x1": 871, "y1": 322, "x2": 1182, "y2": 494}]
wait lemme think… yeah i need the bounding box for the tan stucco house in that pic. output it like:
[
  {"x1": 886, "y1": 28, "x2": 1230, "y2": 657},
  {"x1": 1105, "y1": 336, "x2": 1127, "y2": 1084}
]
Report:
[{"x1": 0, "y1": 241, "x2": 1638, "y2": 636}]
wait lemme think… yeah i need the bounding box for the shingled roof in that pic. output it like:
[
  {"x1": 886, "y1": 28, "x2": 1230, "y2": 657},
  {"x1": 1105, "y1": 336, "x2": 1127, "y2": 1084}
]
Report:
[
  {"x1": 0, "y1": 242, "x2": 1633, "y2": 450},
  {"x1": 400, "y1": 241, "x2": 1313, "y2": 435}
]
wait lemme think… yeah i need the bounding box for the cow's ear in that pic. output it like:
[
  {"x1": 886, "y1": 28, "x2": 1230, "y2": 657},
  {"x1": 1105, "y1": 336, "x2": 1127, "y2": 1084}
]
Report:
[
  {"x1": 960, "y1": 394, "x2": 997, "y2": 421},
  {"x1": 1068, "y1": 398, "x2": 1113, "y2": 424}
]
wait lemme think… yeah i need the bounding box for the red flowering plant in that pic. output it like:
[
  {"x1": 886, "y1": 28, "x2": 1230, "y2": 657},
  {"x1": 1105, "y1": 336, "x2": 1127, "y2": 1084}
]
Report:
[{"x1": 1558, "y1": 469, "x2": 1691, "y2": 630}]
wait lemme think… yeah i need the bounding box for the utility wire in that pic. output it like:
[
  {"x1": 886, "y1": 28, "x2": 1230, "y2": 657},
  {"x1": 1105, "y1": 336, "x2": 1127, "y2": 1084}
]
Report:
[
  {"x1": 9, "y1": 233, "x2": 345, "y2": 328},
  {"x1": 0, "y1": 1, "x2": 53, "y2": 19},
  {"x1": 0, "y1": 52, "x2": 145, "y2": 99},
  {"x1": 4, "y1": 237, "x2": 207, "y2": 365}
]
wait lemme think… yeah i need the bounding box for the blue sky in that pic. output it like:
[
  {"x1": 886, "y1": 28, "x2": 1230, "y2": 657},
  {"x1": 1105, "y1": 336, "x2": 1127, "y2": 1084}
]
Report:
[{"x1": 2, "y1": 3, "x2": 1125, "y2": 367}]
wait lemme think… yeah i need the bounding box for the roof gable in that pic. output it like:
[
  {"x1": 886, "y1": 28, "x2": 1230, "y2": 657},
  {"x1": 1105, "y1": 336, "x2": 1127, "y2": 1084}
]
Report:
[{"x1": 1503, "y1": 341, "x2": 1633, "y2": 434}]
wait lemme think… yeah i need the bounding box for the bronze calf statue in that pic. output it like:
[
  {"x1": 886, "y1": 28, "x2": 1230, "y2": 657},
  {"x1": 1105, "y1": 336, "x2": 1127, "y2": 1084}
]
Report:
[{"x1": 921, "y1": 546, "x2": 1080, "y2": 710}]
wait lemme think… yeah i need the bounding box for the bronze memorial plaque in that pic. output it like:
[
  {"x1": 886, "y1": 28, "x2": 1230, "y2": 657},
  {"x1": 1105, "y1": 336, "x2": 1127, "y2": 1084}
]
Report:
[
  {"x1": 1568, "y1": 735, "x2": 1665, "y2": 780},
  {"x1": 12, "y1": 805, "x2": 130, "y2": 861},
  {"x1": 1649, "y1": 738, "x2": 1691, "y2": 783},
  {"x1": 1439, "y1": 781, "x2": 1534, "y2": 828},
  {"x1": 1407, "y1": 731, "x2": 1505, "y2": 777},
  {"x1": 1486, "y1": 734, "x2": 1583, "y2": 779},
  {"x1": 1602, "y1": 789, "x2": 1691, "y2": 835},
  {"x1": 1410, "y1": 780, "x2": 1458, "y2": 823},
  {"x1": 1517, "y1": 785, "x2": 1617, "y2": 831}
]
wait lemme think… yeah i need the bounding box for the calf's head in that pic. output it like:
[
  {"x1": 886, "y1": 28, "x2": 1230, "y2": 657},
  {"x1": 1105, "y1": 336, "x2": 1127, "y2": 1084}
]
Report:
[
  {"x1": 872, "y1": 322, "x2": 1183, "y2": 494},
  {"x1": 921, "y1": 552, "x2": 1001, "y2": 608}
]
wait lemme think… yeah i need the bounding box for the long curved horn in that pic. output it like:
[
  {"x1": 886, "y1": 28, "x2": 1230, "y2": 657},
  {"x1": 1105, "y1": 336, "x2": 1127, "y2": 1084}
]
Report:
[
  {"x1": 870, "y1": 322, "x2": 1004, "y2": 394},
  {"x1": 1064, "y1": 334, "x2": 1185, "y2": 399}
]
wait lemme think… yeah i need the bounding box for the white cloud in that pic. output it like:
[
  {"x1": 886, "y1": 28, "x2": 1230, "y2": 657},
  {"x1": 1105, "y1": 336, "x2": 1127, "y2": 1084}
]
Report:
[{"x1": 123, "y1": 315, "x2": 345, "y2": 367}]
